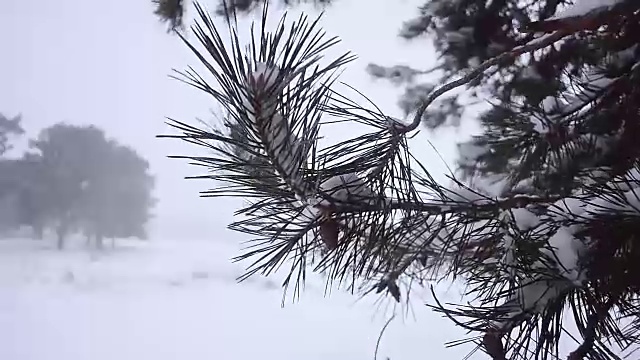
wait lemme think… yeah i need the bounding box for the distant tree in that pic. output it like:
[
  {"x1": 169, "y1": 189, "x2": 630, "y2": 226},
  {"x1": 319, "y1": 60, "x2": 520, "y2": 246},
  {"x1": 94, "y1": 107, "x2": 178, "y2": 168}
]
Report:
[
  {"x1": 28, "y1": 123, "x2": 155, "y2": 249},
  {"x1": 0, "y1": 113, "x2": 24, "y2": 157},
  {"x1": 28, "y1": 124, "x2": 106, "y2": 248},
  {"x1": 14, "y1": 153, "x2": 50, "y2": 239},
  {"x1": 80, "y1": 142, "x2": 156, "y2": 248},
  {"x1": 0, "y1": 159, "x2": 23, "y2": 231},
  {"x1": 0, "y1": 154, "x2": 49, "y2": 237},
  {"x1": 0, "y1": 114, "x2": 26, "y2": 232}
]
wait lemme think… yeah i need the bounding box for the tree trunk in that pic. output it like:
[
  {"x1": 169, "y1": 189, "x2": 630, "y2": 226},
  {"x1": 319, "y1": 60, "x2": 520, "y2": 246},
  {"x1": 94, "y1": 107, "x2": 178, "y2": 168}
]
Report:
[
  {"x1": 56, "y1": 225, "x2": 66, "y2": 250},
  {"x1": 95, "y1": 233, "x2": 104, "y2": 250},
  {"x1": 33, "y1": 224, "x2": 44, "y2": 240},
  {"x1": 85, "y1": 232, "x2": 93, "y2": 247}
]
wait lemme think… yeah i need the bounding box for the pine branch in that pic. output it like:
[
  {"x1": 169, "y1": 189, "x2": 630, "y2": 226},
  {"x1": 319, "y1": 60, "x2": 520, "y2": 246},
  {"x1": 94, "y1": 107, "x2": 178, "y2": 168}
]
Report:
[
  {"x1": 160, "y1": 2, "x2": 640, "y2": 359},
  {"x1": 399, "y1": 29, "x2": 573, "y2": 133},
  {"x1": 153, "y1": 0, "x2": 184, "y2": 31}
]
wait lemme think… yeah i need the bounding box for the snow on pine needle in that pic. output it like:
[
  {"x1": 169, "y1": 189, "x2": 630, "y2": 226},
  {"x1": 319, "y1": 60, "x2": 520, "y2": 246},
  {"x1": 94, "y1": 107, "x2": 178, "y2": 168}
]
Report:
[{"x1": 550, "y1": 0, "x2": 625, "y2": 21}]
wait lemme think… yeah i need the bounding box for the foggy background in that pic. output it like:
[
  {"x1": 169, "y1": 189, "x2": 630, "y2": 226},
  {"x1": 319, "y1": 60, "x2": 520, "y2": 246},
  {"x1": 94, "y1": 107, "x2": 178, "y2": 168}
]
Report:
[{"x1": 1, "y1": 0, "x2": 471, "y2": 238}]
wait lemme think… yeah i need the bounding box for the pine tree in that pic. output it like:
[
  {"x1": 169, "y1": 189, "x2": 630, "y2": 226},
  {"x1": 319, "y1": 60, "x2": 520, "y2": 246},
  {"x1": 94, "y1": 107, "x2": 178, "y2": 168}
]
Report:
[{"x1": 160, "y1": 1, "x2": 640, "y2": 359}]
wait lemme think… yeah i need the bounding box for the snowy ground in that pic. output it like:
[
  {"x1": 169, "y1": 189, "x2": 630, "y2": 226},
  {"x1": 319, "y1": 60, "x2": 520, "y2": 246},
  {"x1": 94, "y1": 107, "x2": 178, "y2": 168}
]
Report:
[{"x1": 0, "y1": 234, "x2": 477, "y2": 360}]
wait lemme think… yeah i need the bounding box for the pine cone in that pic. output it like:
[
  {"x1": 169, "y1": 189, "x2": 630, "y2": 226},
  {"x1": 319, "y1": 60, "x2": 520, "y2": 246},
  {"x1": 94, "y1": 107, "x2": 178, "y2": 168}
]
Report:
[
  {"x1": 319, "y1": 217, "x2": 339, "y2": 250},
  {"x1": 483, "y1": 330, "x2": 506, "y2": 360}
]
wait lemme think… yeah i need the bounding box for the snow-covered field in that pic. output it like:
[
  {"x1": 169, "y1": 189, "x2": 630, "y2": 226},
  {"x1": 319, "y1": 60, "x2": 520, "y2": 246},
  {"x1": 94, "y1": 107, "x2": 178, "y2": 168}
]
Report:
[{"x1": 0, "y1": 234, "x2": 476, "y2": 360}]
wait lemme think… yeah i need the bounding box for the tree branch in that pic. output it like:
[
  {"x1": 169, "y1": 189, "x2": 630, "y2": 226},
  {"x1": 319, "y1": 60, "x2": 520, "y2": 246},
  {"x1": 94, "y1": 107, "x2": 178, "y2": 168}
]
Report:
[
  {"x1": 568, "y1": 296, "x2": 618, "y2": 360},
  {"x1": 396, "y1": 29, "x2": 573, "y2": 134}
]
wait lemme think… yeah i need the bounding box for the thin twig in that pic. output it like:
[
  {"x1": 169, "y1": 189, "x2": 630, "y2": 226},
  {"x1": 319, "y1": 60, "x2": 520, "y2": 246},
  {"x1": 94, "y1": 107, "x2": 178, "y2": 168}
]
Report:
[{"x1": 374, "y1": 314, "x2": 396, "y2": 360}]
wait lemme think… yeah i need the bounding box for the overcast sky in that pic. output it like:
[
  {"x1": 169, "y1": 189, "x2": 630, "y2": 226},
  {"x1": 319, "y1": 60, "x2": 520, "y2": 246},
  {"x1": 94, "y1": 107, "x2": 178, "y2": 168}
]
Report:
[{"x1": 0, "y1": 0, "x2": 472, "y2": 237}]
